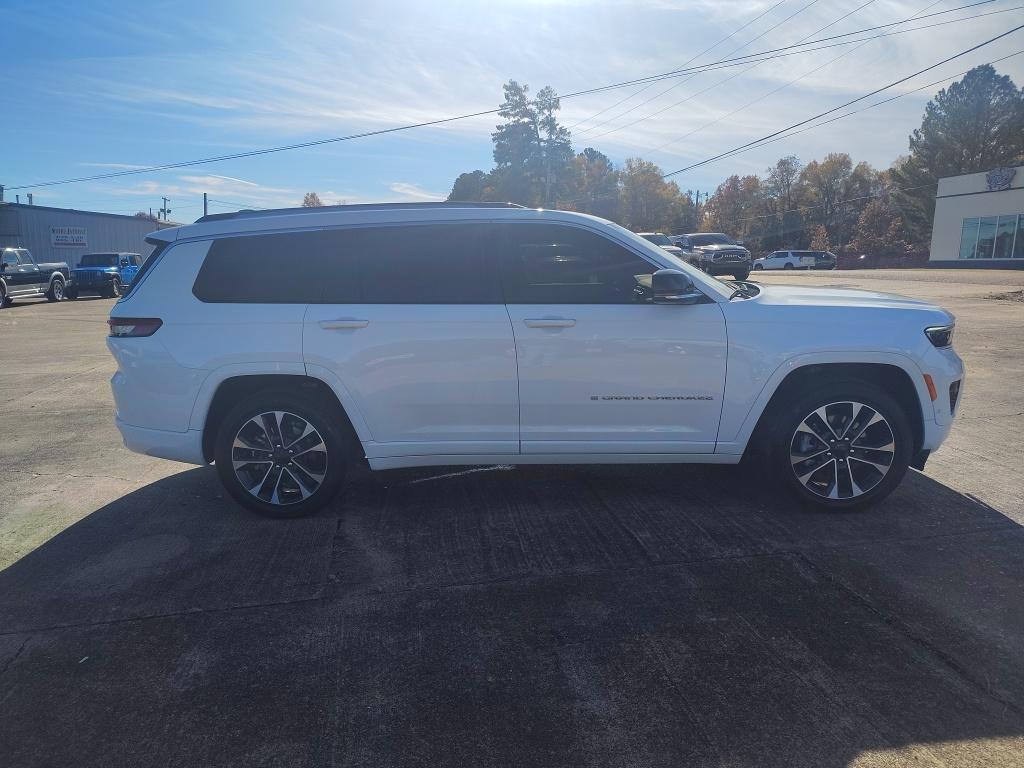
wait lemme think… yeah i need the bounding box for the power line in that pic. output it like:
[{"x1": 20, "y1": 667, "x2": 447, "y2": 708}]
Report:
[
  {"x1": 574, "y1": 0, "x2": 808, "y2": 136},
  {"x1": 647, "y1": 0, "x2": 945, "y2": 155},
  {"x1": 207, "y1": 197, "x2": 267, "y2": 210},
  {"x1": 559, "y1": 0, "x2": 1003, "y2": 98},
  {"x1": 567, "y1": 0, "x2": 789, "y2": 132},
  {"x1": 584, "y1": 0, "x2": 879, "y2": 142},
  {"x1": 662, "y1": 24, "x2": 1024, "y2": 179},
  {"x1": 4, "y1": 0, "x2": 1007, "y2": 191},
  {"x1": 687, "y1": 48, "x2": 1023, "y2": 177}
]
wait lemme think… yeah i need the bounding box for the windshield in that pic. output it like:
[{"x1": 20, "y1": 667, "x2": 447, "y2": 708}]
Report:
[
  {"x1": 689, "y1": 233, "x2": 735, "y2": 247},
  {"x1": 79, "y1": 254, "x2": 119, "y2": 267},
  {"x1": 603, "y1": 222, "x2": 733, "y2": 300},
  {"x1": 641, "y1": 233, "x2": 672, "y2": 246}
]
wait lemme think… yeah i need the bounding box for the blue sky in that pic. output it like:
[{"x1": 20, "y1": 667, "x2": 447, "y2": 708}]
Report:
[{"x1": 2, "y1": 0, "x2": 1022, "y2": 220}]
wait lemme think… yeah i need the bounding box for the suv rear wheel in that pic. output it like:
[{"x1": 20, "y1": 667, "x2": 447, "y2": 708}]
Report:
[
  {"x1": 214, "y1": 389, "x2": 348, "y2": 517},
  {"x1": 768, "y1": 380, "x2": 912, "y2": 510}
]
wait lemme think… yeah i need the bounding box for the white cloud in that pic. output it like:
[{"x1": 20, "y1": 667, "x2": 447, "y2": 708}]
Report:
[{"x1": 388, "y1": 182, "x2": 445, "y2": 202}]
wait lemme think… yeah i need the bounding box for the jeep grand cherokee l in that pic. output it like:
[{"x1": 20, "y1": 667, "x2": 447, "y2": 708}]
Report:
[{"x1": 108, "y1": 202, "x2": 963, "y2": 517}]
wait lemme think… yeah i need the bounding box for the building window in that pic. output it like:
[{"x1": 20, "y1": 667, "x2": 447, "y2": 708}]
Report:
[{"x1": 959, "y1": 214, "x2": 1022, "y2": 259}]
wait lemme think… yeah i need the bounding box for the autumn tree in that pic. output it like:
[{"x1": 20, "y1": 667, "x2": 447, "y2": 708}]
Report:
[
  {"x1": 892, "y1": 65, "x2": 1024, "y2": 244},
  {"x1": 761, "y1": 156, "x2": 805, "y2": 251},
  {"x1": 448, "y1": 170, "x2": 493, "y2": 201},
  {"x1": 809, "y1": 224, "x2": 831, "y2": 252},
  {"x1": 565, "y1": 147, "x2": 620, "y2": 220},
  {"x1": 703, "y1": 174, "x2": 764, "y2": 241},
  {"x1": 618, "y1": 158, "x2": 688, "y2": 232},
  {"x1": 851, "y1": 199, "x2": 911, "y2": 256},
  {"x1": 302, "y1": 192, "x2": 324, "y2": 207}
]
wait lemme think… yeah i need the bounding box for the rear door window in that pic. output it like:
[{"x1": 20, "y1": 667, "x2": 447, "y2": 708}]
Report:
[
  {"x1": 501, "y1": 223, "x2": 657, "y2": 304},
  {"x1": 351, "y1": 224, "x2": 501, "y2": 304}
]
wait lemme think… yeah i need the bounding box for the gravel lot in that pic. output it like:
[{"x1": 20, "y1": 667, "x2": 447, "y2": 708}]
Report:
[{"x1": 2, "y1": 270, "x2": 1023, "y2": 767}]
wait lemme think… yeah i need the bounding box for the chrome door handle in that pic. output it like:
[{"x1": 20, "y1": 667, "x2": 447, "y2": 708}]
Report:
[
  {"x1": 319, "y1": 319, "x2": 369, "y2": 330},
  {"x1": 524, "y1": 317, "x2": 576, "y2": 328}
]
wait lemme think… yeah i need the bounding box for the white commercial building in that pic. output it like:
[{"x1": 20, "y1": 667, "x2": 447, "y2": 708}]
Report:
[
  {"x1": 0, "y1": 202, "x2": 178, "y2": 268},
  {"x1": 929, "y1": 165, "x2": 1024, "y2": 268}
]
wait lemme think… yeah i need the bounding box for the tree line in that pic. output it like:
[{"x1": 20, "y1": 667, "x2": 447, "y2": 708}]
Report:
[{"x1": 445, "y1": 65, "x2": 1023, "y2": 257}]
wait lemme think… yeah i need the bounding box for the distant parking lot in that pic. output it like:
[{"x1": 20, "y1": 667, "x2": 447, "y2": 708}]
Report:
[{"x1": 2, "y1": 270, "x2": 1024, "y2": 766}]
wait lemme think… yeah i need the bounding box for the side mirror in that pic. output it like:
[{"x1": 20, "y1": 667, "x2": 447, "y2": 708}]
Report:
[{"x1": 652, "y1": 269, "x2": 704, "y2": 305}]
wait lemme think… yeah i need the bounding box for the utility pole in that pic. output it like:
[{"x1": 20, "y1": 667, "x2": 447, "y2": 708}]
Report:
[
  {"x1": 159, "y1": 197, "x2": 171, "y2": 221},
  {"x1": 26, "y1": 193, "x2": 33, "y2": 205},
  {"x1": 203, "y1": 192, "x2": 208, "y2": 217},
  {"x1": 0, "y1": 185, "x2": 5, "y2": 202}
]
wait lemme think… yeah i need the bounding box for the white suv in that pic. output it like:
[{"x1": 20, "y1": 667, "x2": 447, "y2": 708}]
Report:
[{"x1": 108, "y1": 203, "x2": 963, "y2": 517}]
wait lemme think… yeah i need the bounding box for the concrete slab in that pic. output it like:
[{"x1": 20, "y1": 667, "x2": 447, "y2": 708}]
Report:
[{"x1": 2, "y1": 273, "x2": 1023, "y2": 766}]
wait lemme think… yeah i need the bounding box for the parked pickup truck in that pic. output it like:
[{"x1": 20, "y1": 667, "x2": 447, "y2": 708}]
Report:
[
  {"x1": 0, "y1": 247, "x2": 70, "y2": 307},
  {"x1": 67, "y1": 252, "x2": 143, "y2": 299}
]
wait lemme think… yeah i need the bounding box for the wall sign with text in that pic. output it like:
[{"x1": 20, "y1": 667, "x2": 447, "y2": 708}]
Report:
[{"x1": 51, "y1": 226, "x2": 88, "y2": 247}]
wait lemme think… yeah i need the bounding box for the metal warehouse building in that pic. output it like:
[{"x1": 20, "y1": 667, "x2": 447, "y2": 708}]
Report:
[{"x1": 0, "y1": 202, "x2": 178, "y2": 268}]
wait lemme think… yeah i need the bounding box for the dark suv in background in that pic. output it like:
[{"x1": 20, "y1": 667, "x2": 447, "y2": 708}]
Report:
[{"x1": 673, "y1": 233, "x2": 751, "y2": 280}]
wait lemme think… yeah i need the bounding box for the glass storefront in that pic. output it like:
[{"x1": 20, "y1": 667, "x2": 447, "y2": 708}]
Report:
[{"x1": 959, "y1": 213, "x2": 1023, "y2": 259}]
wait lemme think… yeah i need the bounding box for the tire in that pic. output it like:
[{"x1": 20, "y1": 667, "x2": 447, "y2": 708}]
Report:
[
  {"x1": 733, "y1": 270, "x2": 750, "y2": 281},
  {"x1": 214, "y1": 389, "x2": 349, "y2": 518},
  {"x1": 753, "y1": 264, "x2": 764, "y2": 271},
  {"x1": 0, "y1": 284, "x2": 7, "y2": 308},
  {"x1": 46, "y1": 277, "x2": 65, "y2": 301},
  {"x1": 104, "y1": 276, "x2": 123, "y2": 299},
  {"x1": 766, "y1": 380, "x2": 913, "y2": 511},
  {"x1": 783, "y1": 263, "x2": 794, "y2": 270},
  {"x1": 66, "y1": 287, "x2": 79, "y2": 300}
]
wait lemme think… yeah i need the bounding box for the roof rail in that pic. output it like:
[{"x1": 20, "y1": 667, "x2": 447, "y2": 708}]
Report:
[{"x1": 195, "y1": 201, "x2": 527, "y2": 223}]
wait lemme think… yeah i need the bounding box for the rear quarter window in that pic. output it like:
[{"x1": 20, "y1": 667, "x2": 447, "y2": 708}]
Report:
[{"x1": 193, "y1": 231, "x2": 340, "y2": 303}]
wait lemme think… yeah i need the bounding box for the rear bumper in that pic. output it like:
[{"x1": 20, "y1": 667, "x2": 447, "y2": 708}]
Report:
[{"x1": 115, "y1": 417, "x2": 206, "y2": 465}]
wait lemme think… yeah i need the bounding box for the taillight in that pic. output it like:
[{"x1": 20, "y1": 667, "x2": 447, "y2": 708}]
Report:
[{"x1": 108, "y1": 317, "x2": 162, "y2": 337}]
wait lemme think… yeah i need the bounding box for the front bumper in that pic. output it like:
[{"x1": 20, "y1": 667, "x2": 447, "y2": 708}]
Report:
[{"x1": 705, "y1": 263, "x2": 751, "y2": 275}]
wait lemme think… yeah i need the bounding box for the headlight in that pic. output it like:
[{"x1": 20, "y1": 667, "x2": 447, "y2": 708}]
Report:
[{"x1": 925, "y1": 325, "x2": 954, "y2": 348}]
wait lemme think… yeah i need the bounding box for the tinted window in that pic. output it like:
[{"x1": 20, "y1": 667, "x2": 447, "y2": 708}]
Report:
[
  {"x1": 194, "y1": 230, "x2": 335, "y2": 303},
  {"x1": 2, "y1": 251, "x2": 18, "y2": 267},
  {"x1": 17, "y1": 250, "x2": 34, "y2": 265},
  {"x1": 354, "y1": 224, "x2": 501, "y2": 304},
  {"x1": 502, "y1": 223, "x2": 657, "y2": 304},
  {"x1": 122, "y1": 244, "x2": 166, "y2": 300},
  {"x1": 81, "y1": 254, "x2": 118, "y2": 267},
  {"x1": 641, "y1": 234, "x2": 672, "y2": 246},
  {"x1": 689, "y1": 233, "x2": 735, "y2": 247}
]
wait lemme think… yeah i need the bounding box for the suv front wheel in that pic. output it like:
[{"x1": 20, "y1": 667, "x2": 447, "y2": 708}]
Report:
[
  {"x1": 769, "y1": 381, "x2": 912, "y2": 510},
  {"x1": 214, "y1": 390, "x2": 348, "y2": 517}
]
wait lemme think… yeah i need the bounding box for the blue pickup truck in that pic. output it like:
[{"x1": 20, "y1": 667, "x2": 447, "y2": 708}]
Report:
[{"x1": 67, "y1": 252, "x2": 142, "y2": 299}]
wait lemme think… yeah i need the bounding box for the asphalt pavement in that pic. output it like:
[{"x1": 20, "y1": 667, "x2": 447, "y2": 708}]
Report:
[{"x1": 1, "y1": 271, "x2": 1023, "y2": 767}]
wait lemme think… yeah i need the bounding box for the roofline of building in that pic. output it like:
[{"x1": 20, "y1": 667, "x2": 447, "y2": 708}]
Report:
[
  {"x1": 0, "y1": 201, "x2": 181, "y2": 227},
  {"x1": 937, "y1": 163, "x2": 1024, "y2": 182}
]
